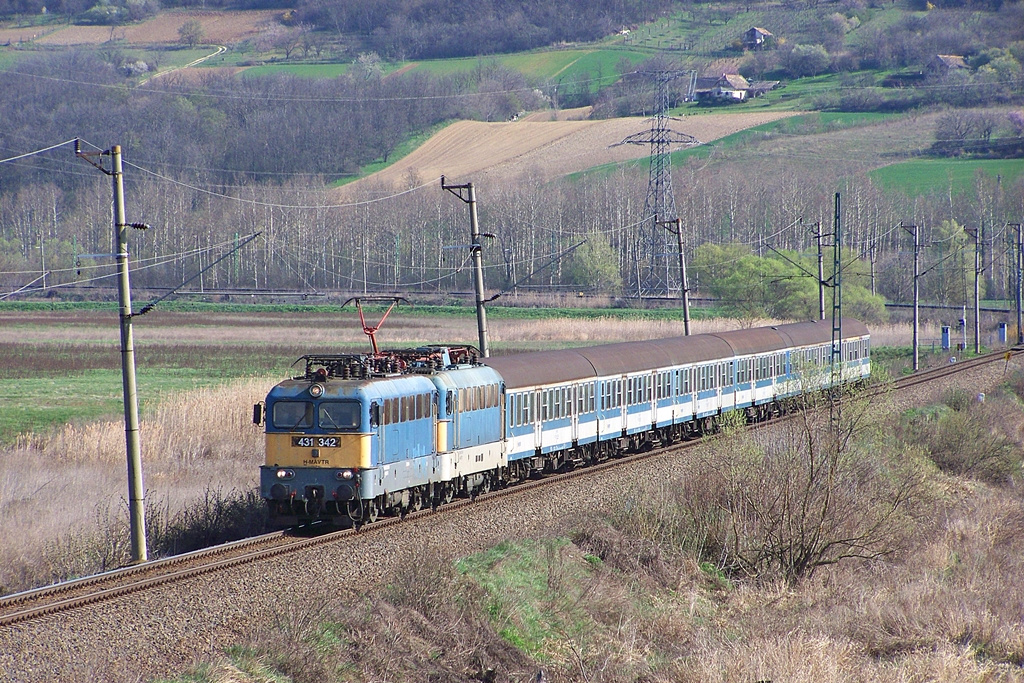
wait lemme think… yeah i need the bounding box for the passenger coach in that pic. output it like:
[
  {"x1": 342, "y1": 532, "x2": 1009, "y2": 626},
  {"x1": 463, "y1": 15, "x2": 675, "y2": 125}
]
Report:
[{"x1": 483, "y1": 318, "x2": 870, "y2": 477}]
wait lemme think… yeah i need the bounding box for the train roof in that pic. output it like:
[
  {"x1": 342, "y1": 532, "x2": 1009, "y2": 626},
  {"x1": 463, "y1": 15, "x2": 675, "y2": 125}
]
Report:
[{"x1": 483, "y1": 319, "x2": 869, "y2": 389}]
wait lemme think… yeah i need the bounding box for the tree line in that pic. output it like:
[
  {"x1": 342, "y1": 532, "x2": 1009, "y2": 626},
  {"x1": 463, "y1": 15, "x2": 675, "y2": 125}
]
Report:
[{"x1": 0, "y1": 50, "x2": 542, "y2": 193}]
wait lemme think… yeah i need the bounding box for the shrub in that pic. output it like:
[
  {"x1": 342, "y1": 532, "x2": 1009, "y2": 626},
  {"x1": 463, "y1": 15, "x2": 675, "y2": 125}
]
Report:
[
  {"x1": 152, "y1": 487, "x2": 268, "y2": 556},
  {"x1": 611, "y1": 391, "x2": 926, "y2": 584},
  {"x1": 914, "y1": 398, "x2": 1022, "y2": 484}
]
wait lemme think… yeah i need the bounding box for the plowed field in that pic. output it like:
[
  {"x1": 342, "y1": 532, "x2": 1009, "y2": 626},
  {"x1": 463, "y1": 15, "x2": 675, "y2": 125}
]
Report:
[
  {"x1": 0, "y1": 10, "x2": 276, "y2": 46},
  {"x1": 347, "y1": 110, "x2": 798, "y2": 190}
]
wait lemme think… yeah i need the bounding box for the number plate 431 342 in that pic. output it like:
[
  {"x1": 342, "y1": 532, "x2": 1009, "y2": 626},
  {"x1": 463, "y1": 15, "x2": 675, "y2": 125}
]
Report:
[{"x1": 292, "y1": 436, "x2": 339, "y2": 448}]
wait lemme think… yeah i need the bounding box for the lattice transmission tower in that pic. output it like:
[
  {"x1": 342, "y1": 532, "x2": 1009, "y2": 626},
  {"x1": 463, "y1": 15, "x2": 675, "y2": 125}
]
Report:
[{"x1": 617, "y1": 70, "x2": 699, "y2": 296}]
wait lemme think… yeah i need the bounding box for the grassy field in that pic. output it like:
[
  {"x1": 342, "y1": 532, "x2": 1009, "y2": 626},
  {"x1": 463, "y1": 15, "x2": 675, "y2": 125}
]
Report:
[
  {"x1": 239, "y1": 61, "x2": 352, "y2": 79},
  {"x1": 869, "y1": 158, "x2": 1024, "y2": 196},
  {"x1": 573, "y1": 110, "x2": 904, "y2": 179}
]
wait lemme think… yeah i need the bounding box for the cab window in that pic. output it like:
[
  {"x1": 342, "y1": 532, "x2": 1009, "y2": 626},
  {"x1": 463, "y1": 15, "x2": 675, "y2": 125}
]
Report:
[
  {"x1": 272, "y1": 401, "x2": 314, "y2": 429},
  {"x1": 319, "y1": 401, "x2": 361, "y2": 430}
]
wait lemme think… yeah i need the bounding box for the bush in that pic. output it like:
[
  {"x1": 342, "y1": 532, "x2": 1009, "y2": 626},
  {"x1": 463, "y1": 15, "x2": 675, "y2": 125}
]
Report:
[
  {"x1": 610, "y1": 392, "x2": 925, "y2": 584},
  {"x1": 911, "y1": 396, "x2": 1023, "y2": 484},
  {"x1": 152, "y1": 487, "x2": 269, "y2": 556}
]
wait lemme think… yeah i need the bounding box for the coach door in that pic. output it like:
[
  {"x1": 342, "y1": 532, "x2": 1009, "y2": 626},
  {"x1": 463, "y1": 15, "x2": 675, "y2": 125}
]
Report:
[
  {"x1": 570, "y1": 384, "x2": 579, "y2": 445},
  {"x1": 533, "y1": 389, "x2": 542, "y2": 451}
]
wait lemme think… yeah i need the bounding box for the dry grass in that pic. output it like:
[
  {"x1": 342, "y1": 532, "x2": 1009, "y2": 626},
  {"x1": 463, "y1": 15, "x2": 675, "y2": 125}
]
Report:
[
  {"x1": 343, "y1": 111, "x2": 800, "y2": 191},
  {"x1": 0, "y1": 379, "x2": 267, "y2": 593}
]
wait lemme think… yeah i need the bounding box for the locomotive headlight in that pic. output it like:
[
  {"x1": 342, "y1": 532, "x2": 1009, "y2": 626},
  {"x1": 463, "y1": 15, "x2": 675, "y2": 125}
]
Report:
[
  {"x1": 309, "y1": 383, "x2": 324, "y2": 398},
  {"x1": 335, "y1": 469, "x2": 354, "y2": 480},
  {"x1": 276, "y1": 468, "x2": 295, "y2": 480}
]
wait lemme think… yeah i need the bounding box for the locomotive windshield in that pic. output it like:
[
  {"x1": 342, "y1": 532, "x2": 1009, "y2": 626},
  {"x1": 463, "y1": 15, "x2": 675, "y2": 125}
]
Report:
[
  {"x1": 273, "y1": 401, "x2": 314, "y2": 429},
  {"x1": 271, "y1": 400, "x2": 362, "y2": 430},
  {"x1": 318, "y1": 401, "x2": 361, "y2": 430}
]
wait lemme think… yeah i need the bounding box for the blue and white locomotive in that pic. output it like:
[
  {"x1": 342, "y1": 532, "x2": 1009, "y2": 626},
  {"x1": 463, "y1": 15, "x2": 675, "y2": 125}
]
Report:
[{"x1": 254, "y1": 319, "x2": 870, "y2": 526}]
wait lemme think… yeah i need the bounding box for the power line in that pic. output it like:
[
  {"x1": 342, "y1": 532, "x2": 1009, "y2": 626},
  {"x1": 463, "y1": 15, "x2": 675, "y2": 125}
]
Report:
[
  {"x1": 0, "y1": 138, "x2": 77, "y2": 165},
  {"x1": 119, "y1": 156, "x2": 438, "y2": 209}
]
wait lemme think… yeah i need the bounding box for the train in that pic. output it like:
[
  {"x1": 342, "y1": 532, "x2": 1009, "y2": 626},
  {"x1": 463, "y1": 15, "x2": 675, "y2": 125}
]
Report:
[{"x1": 253, "y1": 318, "x2": 871, "y2": 526}]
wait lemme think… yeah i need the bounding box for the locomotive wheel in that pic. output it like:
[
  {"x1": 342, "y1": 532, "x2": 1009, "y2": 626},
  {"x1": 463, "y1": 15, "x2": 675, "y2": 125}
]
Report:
[
  {"x1": 409, "y1": 488, "x2": 423, "y2": 513},
  {"x1": 366, "y1": 500, "x2": 379, "y2": 523}
]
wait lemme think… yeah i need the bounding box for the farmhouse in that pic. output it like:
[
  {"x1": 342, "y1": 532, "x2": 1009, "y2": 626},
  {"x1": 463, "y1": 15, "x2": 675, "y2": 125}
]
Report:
[
  {"x1": 743, "y1": 27, "x2": 773, "y2": 50},
  {"x1": 694, "y1": 73, "x2": 778, "y2": 103},
  {"x1": 695, "y1": 74, "x2": 750, "y2": 101},
  {"x1": 927, "y1": 54, "x2": 968, "y2": 76}
]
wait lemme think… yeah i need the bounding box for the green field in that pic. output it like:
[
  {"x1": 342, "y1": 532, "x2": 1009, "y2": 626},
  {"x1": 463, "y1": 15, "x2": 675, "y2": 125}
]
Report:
[
  {"x1": 239, "y1": 62, "x2": 352, "y2": 79},
  {"x1": 0, "y1": 367, "x2": 278, "y2": 445},
  {"x1": 870, "y1": 158, "x2": 1024, "y2": 196},
  {"x1": 237, "y1": 46, "x2": 651, "y2": 86}
]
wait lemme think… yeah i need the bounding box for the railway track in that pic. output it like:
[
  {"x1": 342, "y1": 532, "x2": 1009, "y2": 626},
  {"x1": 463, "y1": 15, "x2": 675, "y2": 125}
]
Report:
[{"x1": 3, "y1": 345, "x2": 1019, "y2": 629}]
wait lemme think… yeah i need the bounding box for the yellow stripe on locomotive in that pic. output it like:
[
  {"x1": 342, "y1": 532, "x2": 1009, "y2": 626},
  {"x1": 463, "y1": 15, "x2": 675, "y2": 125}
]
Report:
[{"x1": 265, "y1": 432, "x2": 372, "y2": 469}]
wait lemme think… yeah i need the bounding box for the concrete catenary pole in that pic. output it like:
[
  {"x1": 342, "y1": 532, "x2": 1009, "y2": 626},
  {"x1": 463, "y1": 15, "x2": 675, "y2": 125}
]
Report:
[
  {"x1": 966, "y1": 225, "x2": 981, "y2": 354},
  {"x1": 112, "y1": 146, "x2": 148, "y2": 563},
  {"x1": 442, "y1": 176, "x2": 490, "y2": 357},
  {"x1": 814, "y1": 221, "x2": 826, "y2": 321},
  {"x1": 902, "y1": 222, "x2": 920, "y2": 372},
  {"x1": 1015, "y1": 223, "x2": 1023, "y2": 346},
  {"x1": 658, "y1": 218, "x2": 691, "y2": 335}
]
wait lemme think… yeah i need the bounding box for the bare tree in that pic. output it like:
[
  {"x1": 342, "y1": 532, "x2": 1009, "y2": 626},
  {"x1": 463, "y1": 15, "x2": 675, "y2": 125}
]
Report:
[{"x1": 178, "y1": 19, "x2": 204, "y2": 49}]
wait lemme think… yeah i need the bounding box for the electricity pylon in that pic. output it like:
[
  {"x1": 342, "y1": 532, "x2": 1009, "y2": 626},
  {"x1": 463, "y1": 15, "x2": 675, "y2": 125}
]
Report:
[{"x1": 616, "y1": 70, "x2": 699, "y2": 297}]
